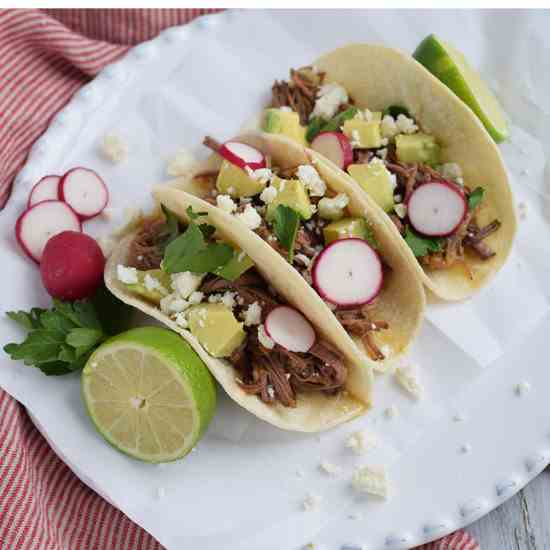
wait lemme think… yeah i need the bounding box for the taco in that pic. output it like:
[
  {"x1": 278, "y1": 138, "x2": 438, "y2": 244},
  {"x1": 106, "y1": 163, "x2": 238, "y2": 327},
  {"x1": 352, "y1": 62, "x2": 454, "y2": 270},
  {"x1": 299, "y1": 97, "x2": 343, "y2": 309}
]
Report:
[
  {"x1": 163, "y1": 130, "x2": 425, "y2": 370},
  {"x1": 260, "y1": 44, "x2": 517, "y2": 301},
  {"x1": 105, "y1": 203, "x2": 373, "y2": 432}
]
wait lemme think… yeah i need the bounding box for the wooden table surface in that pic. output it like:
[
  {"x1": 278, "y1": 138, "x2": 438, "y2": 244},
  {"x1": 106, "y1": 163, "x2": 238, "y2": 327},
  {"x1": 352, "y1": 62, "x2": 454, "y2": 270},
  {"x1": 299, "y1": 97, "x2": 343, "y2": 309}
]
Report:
[{"x1": 467, "y1": 467, "x2": 550, "y2": 549}]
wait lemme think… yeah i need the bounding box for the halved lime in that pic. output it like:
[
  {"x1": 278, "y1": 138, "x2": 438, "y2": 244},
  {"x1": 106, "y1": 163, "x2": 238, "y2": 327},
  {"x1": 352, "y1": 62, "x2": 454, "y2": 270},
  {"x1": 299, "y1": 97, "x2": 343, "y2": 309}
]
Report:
[
  {"x1": 413, "y1": 34, "x2": 509, "y2": 143},
  {"x1": 81, "y1": 327, "x2": 216, "y2": 463}
]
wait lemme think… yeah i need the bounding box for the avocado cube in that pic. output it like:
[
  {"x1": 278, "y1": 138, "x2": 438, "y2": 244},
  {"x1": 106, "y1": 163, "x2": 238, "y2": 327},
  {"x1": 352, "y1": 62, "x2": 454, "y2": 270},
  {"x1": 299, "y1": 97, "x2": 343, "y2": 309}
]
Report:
[
  {"x1": 347, "y1": 163, "x2": 395, "y2": 213},
  {"x1": 126, "y1": 269, "x2": 172, "y2": 305},
  {"x1": 214, "y1": 248, "x2": 255, "y2": 281},
  {"x1": 266, "y1": 177, "x2": 312, "y2": 221},
  {"x1": 343, "y1": 119, "x2": 382, "y2": 148},
  {"x1": 216, "y1": 160, "x2": 266, "y2": 198},
  {"x1": 323, "y1": 217, "x2": 369, "y2": 245},
  {"x1": 187, "y1": 303, "x2": 246, "y2": 358},
  {"x1": 395, "y1": 133, "x2": 440, "y2": 166},
  {"x1": 263, "y1": 108, "x2": 307, "y2": 146}
]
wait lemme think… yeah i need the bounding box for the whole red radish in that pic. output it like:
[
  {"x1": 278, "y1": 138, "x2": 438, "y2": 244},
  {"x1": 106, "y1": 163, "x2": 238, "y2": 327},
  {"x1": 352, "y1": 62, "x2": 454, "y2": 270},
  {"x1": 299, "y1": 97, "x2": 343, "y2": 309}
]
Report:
[{"x1": 40, "y1": 231, "x2": 105, "y2": 301}]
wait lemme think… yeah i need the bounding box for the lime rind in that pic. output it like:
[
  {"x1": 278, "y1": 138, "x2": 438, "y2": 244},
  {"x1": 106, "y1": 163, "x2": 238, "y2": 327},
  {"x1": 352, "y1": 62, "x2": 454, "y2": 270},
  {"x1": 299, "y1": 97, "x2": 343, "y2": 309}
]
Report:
[{"x1": 413, "y1": 34, "x2": 508, "y2": 143}]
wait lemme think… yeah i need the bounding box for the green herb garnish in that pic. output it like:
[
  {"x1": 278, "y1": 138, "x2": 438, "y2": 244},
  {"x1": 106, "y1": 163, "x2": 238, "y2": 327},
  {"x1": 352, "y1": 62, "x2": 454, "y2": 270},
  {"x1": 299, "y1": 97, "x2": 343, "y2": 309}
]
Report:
[
  {"x1": 4, "y1": 299, "x2": 108, "y2": 376},
  {"x1": 468, "y1": 187, "x2": 485, "y2": 210},
  {"x1": 404, "y1": 225, "x2": 442, "y2": 257},
  {"x1": 273, "y1": 205, "x2": 301, "y2": 262},
  {"x1": 306, "y1": 107, "x2": 359, "y2": 143},
  {"x1": 163, "y1": 213, "x2": 233, "y2": 275},
  {"x1": 383, "y1": 105, "x2": 411, "y2": 119},
  {"x1": 306, "y1": 117, "x2": 325, "y2": 143}
]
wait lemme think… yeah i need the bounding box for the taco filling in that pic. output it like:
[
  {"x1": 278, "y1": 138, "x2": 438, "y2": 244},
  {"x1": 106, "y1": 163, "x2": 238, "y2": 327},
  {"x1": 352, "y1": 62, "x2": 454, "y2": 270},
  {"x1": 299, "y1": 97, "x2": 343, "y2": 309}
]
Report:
[
  {"x1": 196, "y1": 136, "x2": 390, "y2": 362},
  {"x1": 116, "y1": 209, "x2": 349, "y2": 408},
  {"x1": 264, "y1": 66, "x2": 502, "y2": 276}
]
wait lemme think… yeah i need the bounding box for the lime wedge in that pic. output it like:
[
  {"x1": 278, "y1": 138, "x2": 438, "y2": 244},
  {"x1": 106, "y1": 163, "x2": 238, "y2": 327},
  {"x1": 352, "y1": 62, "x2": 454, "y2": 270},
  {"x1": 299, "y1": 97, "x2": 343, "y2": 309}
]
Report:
[
  {"x1": 81, "y1": 327, "x2": 216, "y2": 463},
  {"x1": 413, "y1": 34, "x2": 508, "y2": 143}
]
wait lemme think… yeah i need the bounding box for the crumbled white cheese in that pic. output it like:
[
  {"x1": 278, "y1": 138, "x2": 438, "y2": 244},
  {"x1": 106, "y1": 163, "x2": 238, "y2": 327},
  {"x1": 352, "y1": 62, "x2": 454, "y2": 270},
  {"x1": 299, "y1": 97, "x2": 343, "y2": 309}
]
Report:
[
  {"x1": 345, "y1": 430, "x2": 378, "y2": 455},
  {"x1": 355, "y1": 108, "x2": 374, "y2": 122},
  {"x1": 514, "y1": 381, "x2": 531, "y2": 396},
  {"x1": 384, "y1": 405, "x2": 399, "y2": 419},
  {"x1": 318, "y1": 193, "x2": 349, "y2": 219},
  {"x1": 172, "y1": 272, "x2": 204, "y2": 299},
  {"x1": 266, "y1": 385, "x2": 275, "y2": 399},
  {"x1": 302, "y1": 492, "x2": 323, "y2": 511},
  {"x1": 394, "y1": 203, "x2": 407, "y2": 219},
  {"x1": 319, "y1": 461, "x2": 342, "y2": 477},
  {"x1": 350, "y1": 129, "x2": 362, "y2": 148},
  {"x1": 460, "y1": 443, "x2": 472, "y2": 454},
  {"x1": 117, "y1": 265, "x2": 138, "y2": 284},
  {"x1": 160, "y1": 293, "x2": 189, "y2": 314},
  {"x1": 388, "y1": 173, "x2": 397, "y2": 191},
  {"x1": 260, "y1": 185, "x2": 278, "y2": 205},
  {"x1": 368, "y1": 156, "x2": 384, "y2": 166},
  {"x1": 246, "y1": 166, "x2": 273, "y2": 184},
  {"x1": 297, "y1": 165, "x2": 326, "y2": 197},
  {"x1": 439, "y1": 162, "x2": 463, "y2": 183},
  {"x1": 380, "y1": 115, "x2": 399, "y2": 139},
  {"x1": 100, "y1": 133, "x2": 127, "y2": 164},
  {"x1": 395, "y1": 113, "x2": 418, "y2": 134},
  {"x1": 258, "y1": 324, "x2": 275, "y2": 349},
  {"x1": 351, "y1": 465, "x2": 389, "y2": 498},
  {"x1": 394, "y1": 364, "x2": 424, "y2": 399},
  {"x1": 220, "y1": 291, "x2": 237, "y2": 310},
  {"x1": 235, "y1": 204, "x2": 262, "y2": 230},
  {"x1": 216, "y1": 194, "x2": 237, "y2": 214},
  {"x1": 294, "y1": 254, "x2": 311, "y2": 267},
  {"x1": 376, "y1": 148, "x2": 388, "y2": 160},
  {"x1": 393, "y1": 194, "x2": 403, "y2": 204},
  {"x1": 174, "y1": 312, "x2": 188, "y2": 328},
  {"x1": 312, "y1": 83, "x2": 348, "y2": 120},
  {"x1": 279, "y1": 105, "x2": 292, "y2": 112},
  {"x1": 144, "y1": 273, "x2": 167, "y2": 295},
  {"x1": 243, "y1": 302, "x2": 262, "y2": 326},
  {"x1": 188, "y1": 291, "x2": 204, "y2": 305},
  {"x1": 166, "y1": 149, "x2": 196, "y2": 176}
]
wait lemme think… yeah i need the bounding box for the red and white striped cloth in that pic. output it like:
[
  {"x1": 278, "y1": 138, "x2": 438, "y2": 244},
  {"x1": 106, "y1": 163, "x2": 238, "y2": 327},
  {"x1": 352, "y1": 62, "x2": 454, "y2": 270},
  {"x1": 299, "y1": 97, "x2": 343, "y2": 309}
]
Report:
[{"x1": 0, "y1": 9, "x2": 480, "y2": 550}]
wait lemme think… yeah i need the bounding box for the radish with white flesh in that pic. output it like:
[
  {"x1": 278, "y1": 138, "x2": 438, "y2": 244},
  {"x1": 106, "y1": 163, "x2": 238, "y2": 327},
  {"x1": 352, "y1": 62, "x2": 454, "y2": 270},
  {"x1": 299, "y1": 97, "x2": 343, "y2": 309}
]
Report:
[
  {"x1": 59, "y1": 167, "x2": 109, "y2": 220},
  {"x1": 15, "y1": 200, "x2": 81, "y2": 263},
  {"x1": 407, "y1": 181, "x2": 467, "y2": 237},
  {"x1": 27, "y1": 175, "x2": 61, "y2": 207},
  {"x1": 264, "y1": 306, "x2": 316, "y2": 353},
  {"x1": 312, "y1": 238, "x2": 383, "y2": 307},
  {"x1": 310, "y1": 131, "x2": 353, "y2": 170},
  {"x1": 218, "y1": 141, "x2": 266, "y2": 171}
]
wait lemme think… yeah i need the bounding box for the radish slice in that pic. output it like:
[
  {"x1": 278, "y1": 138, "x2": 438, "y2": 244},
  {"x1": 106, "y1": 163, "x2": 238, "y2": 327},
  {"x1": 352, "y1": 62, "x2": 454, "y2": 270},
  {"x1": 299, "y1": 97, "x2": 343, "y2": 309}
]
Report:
[
  {"x1": 310, "y1": 131, "x2": 353, "y2": 170},
  {"x1": 27, "y1": 175, "x2": 61, "y2": 207},
  {"x1": 15, "y1": 200, "x2": 82, "y2": 263},
  {"x1": 218, "y1": 141, "x2": 266, "y2": 171},
  {"x1": 264, "y1": 306, "x2": 316, "y2": 353},
  {"x1": 312, "y1": 238, "x2": 383, "y2": 307},
  {"x1": 407, "y1": 181, "x2": 467, "y2": 237},
  {"x1": 59, "y1": 167, "x2": 109, "y2": 221}
]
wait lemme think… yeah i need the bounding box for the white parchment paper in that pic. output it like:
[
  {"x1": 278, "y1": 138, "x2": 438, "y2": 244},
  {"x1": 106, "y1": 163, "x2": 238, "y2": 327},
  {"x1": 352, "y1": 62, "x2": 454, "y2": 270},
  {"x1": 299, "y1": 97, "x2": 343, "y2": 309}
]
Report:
[{"x1": 1, "y1": 9, "x2": 550, "y2": 550}]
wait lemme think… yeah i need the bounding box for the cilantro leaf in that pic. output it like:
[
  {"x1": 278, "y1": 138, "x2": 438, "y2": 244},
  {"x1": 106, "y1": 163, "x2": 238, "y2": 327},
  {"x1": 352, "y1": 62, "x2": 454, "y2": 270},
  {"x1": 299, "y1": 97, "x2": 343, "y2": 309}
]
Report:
[
  {"x1": 404, "y1": 226, "x2": 442, "y2": 257},
  {"x1": 273, "y1": 205, "x2": 301, "y2": 262},
  {"x1": 321, "y1": 107, "x2": 358, "y2": 134},
  {"x1": 198, "y1": 223, "x2": 216, "y2": 239},
  {"x1": 468, "y1": 187, "x2": 485, "y2": 210},
  {"x1": 163, "y1": 223, "x2": 206, "y2": 273},
  {"x1": 306, "y1": 117, "x2": 325, "y2": 143},
  {"x1": 161, "y1": 204, "x2": 181, "y2": 244},
  {"x1": 4, "y1": 299, "x2": 108, "y2": 376},
  {"x1": 186, "y1": 206, "x2": 207, "y2": 221},
  {"x1": 383, "y1": 105, "x2": 411, "y2": 119}
]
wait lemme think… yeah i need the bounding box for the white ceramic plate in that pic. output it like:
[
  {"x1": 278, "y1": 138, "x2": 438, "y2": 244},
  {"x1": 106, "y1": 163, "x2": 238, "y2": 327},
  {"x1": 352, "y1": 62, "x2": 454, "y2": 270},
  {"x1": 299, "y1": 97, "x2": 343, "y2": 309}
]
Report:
[{"x1": 2, "y1": 10, "x2": 550, "y2": 550}]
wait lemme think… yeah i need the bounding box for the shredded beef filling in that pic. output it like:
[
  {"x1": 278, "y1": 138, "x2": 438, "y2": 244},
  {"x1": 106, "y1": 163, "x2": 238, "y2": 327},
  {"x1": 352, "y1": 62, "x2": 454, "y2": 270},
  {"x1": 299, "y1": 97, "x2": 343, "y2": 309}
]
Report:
[
  {"x1": 385, "y1": 162, "x2": 501, "y2": 267},
  {"x1": 127, "y1": 219, "x2": 166, "y2": 270},
  {"x1": 198, "y1": 270, "x2": 349, "y2": 407}
]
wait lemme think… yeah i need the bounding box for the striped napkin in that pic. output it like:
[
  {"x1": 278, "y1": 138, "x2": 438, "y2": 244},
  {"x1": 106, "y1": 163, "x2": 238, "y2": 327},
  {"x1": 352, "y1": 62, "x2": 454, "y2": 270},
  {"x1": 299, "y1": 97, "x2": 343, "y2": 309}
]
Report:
[{"x1": 0, "y1": 8, "x2": 479, "y2": 550}]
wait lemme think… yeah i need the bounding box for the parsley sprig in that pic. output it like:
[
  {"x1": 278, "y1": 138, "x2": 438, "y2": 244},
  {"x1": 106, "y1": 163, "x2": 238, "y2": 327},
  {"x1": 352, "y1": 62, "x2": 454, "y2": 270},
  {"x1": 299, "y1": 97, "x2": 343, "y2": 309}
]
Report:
[
  {"x1": 4, "y1": 300, "x2": 108, "y2": 376},
  {"x1": 273, "y1": 205, "x2": 301, "y2": 262},
  {"x1": 306, "y1": 107, "x2": 358, "y2": 143},
  {"x1": 404, "y1": 225, "x2": 442, "y2": 258}
]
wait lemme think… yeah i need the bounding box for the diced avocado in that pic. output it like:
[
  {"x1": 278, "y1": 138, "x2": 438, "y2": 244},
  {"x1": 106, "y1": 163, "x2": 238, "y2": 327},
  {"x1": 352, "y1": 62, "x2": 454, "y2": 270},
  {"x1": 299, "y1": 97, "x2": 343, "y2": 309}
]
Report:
[
  {"x1": 347, "y1": 163, "x2": 395, "y2": 213},
  {"x1": 126, "y1": 269, "x2": 172, "y2": 305},
  {"x1": 214, "y1": 248, "x2": 254, "y2": 281},
  {"x1": 323, "y1": 218, "x2": 369, "y2": 245},
  {"x1": 395, "y1": 133, "x2": 440, "y2": 165},
  {"x1": 187, "y1": 303, "x2": 246, "y2": 358},
  {"x1": 216, "y1": 160, "x2": 266, "y2": 198},
  {"x1": 263, "y1": 108, "x2": 307, "y2": 146},
  {"x1": 266, "y1": 177, "x2": 312, "y2": 221},
  {"x1": 343, "y1": 119, "x2": 382, "y2": 148}
]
